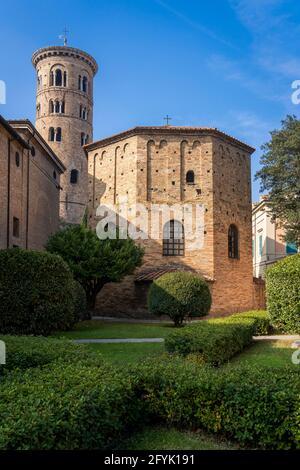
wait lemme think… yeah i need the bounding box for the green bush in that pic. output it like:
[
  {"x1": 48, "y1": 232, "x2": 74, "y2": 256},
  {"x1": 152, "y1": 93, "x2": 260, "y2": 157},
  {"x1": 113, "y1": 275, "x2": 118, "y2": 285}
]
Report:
[
  {"x1": 0, "y1": 362, "x2": 142, "y2": 450},
  {"x1": 266, "y1": 254, "x2": 300, "y2": 333},
  {"x1": 165, "y1": 315, "x2": 256, "y2": 365},
  {"x1": 72, "y1": 280, "x2": 89, "y2": 321},
  {"x1": 230, "y1": 310, "x2": 271, "y2": 335},
  {"x1": 131, "y1": 356, "x2": 300, "y2": 449},
  {"x1": 0, "y1": 249, "x2": 75, "y2": 335},
  {"x1": 148, "y1": 272, "x2": 212, "y2": 326},
  {"x1": 0, "y1": 336, "x2": 101, "y2": 373}
]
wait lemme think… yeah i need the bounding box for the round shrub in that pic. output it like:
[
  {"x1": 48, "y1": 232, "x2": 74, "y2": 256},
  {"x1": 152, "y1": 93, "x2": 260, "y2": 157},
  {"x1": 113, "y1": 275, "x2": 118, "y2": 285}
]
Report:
[
  {"x1": 148, "y1": 271, "x2": 212, "y2": 326},
  {"x1": 266, "y1": 254, "x2": 300, "y2": 333},
  {"x1": 72, "y1": 280, "x2": 89, "y2": 321},
  {"x1": 0, "y1": 249, "x2": 76, "y2": 335}
]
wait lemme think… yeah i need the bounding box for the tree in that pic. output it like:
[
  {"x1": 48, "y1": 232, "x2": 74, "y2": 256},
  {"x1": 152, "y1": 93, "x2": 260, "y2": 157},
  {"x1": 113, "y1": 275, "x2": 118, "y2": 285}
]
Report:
[
  {"x1": 255, "y1": 115, "x2": 300, "y2": 247},
  {"x1": 46, "y1": 225, "x2": 144, "y2": 310}
]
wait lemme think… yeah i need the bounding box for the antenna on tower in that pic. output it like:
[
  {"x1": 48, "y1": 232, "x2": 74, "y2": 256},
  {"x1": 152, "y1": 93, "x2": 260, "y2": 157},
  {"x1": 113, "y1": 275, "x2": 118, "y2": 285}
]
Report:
[{"x1": 59, "y1": 27, "x2": 69, "y2": 46}]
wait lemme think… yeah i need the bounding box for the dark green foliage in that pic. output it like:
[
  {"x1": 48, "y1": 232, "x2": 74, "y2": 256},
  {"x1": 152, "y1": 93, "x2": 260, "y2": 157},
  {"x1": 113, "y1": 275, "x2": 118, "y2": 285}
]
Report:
[
  {"x1": 230, "y1": 310, "x2": 272, "y2": 335},
  {"x1": 46, "y1": 225, "x2": 144, "y2": 310},
  {"x1": 0, "y1": 336, "x2": 101, "y2": 373},
  {"x1": 266, "y1": 254, "x2": 300, "y2": 333},
  {"x1": 0, "y1": 249, "x2": 75, "y2": 335},
  {"x1": 131, "y1": 356, "x2": 300, "y2": 449},
  {"x1": 0, "y1": 362, "x2": 142, "y2": 450},
  {"x1": 255, "y1": 115, "x2": 300, "y2": 246},
  {"x1": 72, "y1": 280, "x2": 89, "y2": 321},
  {"x1": 165, "y1": 315, "x2": 257, "y2": 365},
  {"x1": 148, "y1": 272, "x2": 212, "y2": 326}
]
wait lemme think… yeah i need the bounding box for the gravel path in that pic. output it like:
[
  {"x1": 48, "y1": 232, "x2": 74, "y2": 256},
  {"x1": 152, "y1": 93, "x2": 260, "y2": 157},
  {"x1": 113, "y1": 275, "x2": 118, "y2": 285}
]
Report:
[{"x1": 74, "y1": 338, "x2": 165, "y2": 344}]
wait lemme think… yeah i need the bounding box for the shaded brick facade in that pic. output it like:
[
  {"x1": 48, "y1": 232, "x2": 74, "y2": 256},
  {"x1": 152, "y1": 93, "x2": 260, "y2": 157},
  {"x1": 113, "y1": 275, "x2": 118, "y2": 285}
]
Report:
[
  {"x1": 86, "y1": 126, "x2": 255, "y2": 317},
  {"x1": 0, "y1": 116, "x2": 65, "y2": 251}
]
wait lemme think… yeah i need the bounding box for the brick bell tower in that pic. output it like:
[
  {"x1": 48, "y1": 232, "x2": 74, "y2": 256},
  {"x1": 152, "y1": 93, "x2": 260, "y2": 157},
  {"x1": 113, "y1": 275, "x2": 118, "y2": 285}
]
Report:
[{"x1": 32, "y1": 43, "x2": 98, "y2": 224}]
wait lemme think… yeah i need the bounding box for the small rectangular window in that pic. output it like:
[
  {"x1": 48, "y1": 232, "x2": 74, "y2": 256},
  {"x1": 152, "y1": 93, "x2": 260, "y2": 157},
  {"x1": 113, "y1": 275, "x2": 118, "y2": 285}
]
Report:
[
  {"x1": 259, "y1": 235, "x2": 263, "y2": 256},
  {"x1": 13, "y1": 217, "x2": 20, "y2": 238}
]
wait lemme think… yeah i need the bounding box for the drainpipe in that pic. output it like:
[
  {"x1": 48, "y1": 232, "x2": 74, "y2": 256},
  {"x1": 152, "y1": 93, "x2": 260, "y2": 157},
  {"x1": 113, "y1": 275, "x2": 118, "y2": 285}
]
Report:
[{"x1": 6, "y1": 138, "x2": 11, "y2": 248}]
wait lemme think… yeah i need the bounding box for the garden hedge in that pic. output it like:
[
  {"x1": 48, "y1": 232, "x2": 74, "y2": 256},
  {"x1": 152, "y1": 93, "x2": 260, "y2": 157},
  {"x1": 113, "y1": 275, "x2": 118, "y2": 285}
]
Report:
[
  {"x1": 266, "y1": 254, "x2": 300, "y2": 333},
  {"x1": 0, "y1": 362, "x2": 142, "y2": 450},
  {"x1": 0, "y1": 336, "x2": 100, "y2": 373},
  {"x1": 164, "y1": 311, "x2": 271, "y2": 365},
  {"x1": 0, "y1": 249, "x2": 75, "y2": 335},
  {"x1": 148, "y1": 272, "x2": 212, "y2": 325},
  {"x1": 131, "y1": 356, "x2": 300, "y2": 449}
]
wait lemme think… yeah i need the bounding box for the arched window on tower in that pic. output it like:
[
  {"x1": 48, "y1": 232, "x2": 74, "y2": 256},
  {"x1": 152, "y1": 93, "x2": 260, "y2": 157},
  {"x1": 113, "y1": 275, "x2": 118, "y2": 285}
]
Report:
[
  {"x1": 56, "y1": 127, "x2": 62, "y2": 142},
  {"x1": 61, "y1": 101, "x2": 65, "y2": 113},
  {"x1": 81, "y1": 133, "x2": 89, "y2": 146},
  {"x1": 78, "y1": 75, "x2": 82, "y2": 90},
  {"x1": 82, "y1": 76, "x2": 88, "y2": 93},
  {"x1": 55, "y1": 100, "x2": 60, "y2": 113},
  {"x1": 70, "y1": 169, "x2": 79, "y2": 184},
  {"x1": 49, "y1": 100, "x2": 54, "y2": 114},
  {"x1": 50, "y1": 71, "x2": 54, "y2": 86},
  {"x1": 63, "y1": 71, "x2": 67, "y2": 87},
  {"x1": 49, "y1": 127, "x2": 55, "y2": 141},
  {"x1": 228, "y1": 224, "x2": 239, "y2": 259},
  {"x1": 186, "y1": 170, "x2": 195, "y2": 184},
  {"x1": 163, "y1": 220, "x2": 185, "y2": 256},
  {"x1": 55, "y1": 69, "x2": 62, "y2": 87}
]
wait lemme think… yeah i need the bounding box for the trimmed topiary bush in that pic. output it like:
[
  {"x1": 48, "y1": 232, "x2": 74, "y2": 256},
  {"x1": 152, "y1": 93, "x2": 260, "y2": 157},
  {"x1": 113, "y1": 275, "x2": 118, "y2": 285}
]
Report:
[
  {"x1": 72, "y1": 280, "x2": 89, "y2": 321},
  {"x1": 266, "y1": 254, "x2": 300, "y2": 333},
  {"x1": 0, "y1": 249, "x2": 76, "y2": 335},
  {"x1": 148, "y1": 272, "x2": 212, "y2": 326},
  {"x1": 0, "y1": 336, "x2": 101, "y2": 373}
]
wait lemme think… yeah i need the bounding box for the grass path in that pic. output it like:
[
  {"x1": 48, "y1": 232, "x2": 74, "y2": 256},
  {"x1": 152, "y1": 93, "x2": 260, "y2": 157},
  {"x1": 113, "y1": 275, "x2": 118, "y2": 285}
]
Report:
[
  {"x1": 53, "y1": 320, "x2": 175, "y2": 340},
  {"x1": 115, "y1": 426, "x2": 238, "y2": 450}
]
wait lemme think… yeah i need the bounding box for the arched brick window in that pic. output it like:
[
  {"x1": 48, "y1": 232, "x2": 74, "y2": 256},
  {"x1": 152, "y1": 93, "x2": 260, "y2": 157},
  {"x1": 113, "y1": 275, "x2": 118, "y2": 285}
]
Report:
[
  {"x1": 228, "y1": 224, "x2": 239, "y2": 259},
  {"x1": 49, "y1": 127, "x2": 55, "y2": 141},
  {"x1": 56, "y1": 127, "x2": 62, "y2": 142},
  {"x1": 186, "y1": 170, "x2": 195, "y2": 184},
  {"x1": 163, "y1": 220, "x2": 184, "y2": 256},
  {"x1": 55, "y1": 69, "x2": 62, "y2": 86},
  {"x1": 70, "y1": 169, "x2": 79, "y2": 184}
]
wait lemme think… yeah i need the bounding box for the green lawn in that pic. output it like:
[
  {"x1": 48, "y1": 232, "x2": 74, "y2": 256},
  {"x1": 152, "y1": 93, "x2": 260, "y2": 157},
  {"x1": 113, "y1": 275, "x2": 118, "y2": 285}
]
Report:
[
  {"x1": 226, "y1": 340, "x2": 297, "y2": 369},
  {"x1": 53, "y1": 320, "x2": 175, "y2": 340},
  {"x1": 54, "y1": 320, "x2": 297, "y2": 368},
  {"x1": 84, "y1": 342, "x2": 164, "y2": 365},
  {"x1": 115, "y1": 426, "x2": 238, "y2": 450}
]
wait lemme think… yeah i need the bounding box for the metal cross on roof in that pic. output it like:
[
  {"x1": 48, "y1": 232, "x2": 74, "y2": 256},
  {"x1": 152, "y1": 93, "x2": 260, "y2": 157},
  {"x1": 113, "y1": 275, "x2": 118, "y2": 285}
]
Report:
[
  {"x1": 59, "y1": 27, "x2": 69, "y2": 46},
  {"x1": 164, "y1": 115, "x2": 172, "y2": 126}
]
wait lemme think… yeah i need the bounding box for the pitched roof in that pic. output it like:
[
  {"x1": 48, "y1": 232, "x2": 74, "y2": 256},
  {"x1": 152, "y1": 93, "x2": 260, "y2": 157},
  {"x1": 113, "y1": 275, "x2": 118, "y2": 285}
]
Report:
[
  {"x1": 84, "y1": 126, "x2": 255, "y2": 154},
  {"x1": 134, "y1": 265, "x2": 215, "y2": 283},
  {"x1": 8, "y1": 119, "x2": 66, "y2": 173},
  {"x1": 0, "y1": 115, "x2": 30, "y2": 149}
]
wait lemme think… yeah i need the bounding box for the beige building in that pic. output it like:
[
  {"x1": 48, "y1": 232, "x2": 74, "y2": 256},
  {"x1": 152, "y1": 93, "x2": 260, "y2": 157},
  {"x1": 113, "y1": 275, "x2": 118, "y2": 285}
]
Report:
[
  {"x1": 31, "y1": 45, "x2": 98, "y2": 224},
  {"x1": 0, "y1": 115, "x2": 65, "y2": 250},
  {"x1": 85, "y1": 126, "x2": 256, "y2": 317},
  {"x1": 252, "y1": 196, "x2": 298, "y2": 278}
]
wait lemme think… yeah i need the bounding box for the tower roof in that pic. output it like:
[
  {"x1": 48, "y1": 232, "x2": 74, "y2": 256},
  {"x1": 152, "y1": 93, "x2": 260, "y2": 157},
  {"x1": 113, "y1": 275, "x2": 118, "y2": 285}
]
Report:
[{"x1": 31, "y1": 46, "x2": 98, "y2": 75}]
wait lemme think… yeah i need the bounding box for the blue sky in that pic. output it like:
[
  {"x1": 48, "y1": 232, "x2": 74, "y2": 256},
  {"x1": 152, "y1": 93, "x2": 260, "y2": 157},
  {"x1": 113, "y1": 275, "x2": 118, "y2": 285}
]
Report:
[{"x1": 1, "y1": 0, "x2": 300, "y2": 201}]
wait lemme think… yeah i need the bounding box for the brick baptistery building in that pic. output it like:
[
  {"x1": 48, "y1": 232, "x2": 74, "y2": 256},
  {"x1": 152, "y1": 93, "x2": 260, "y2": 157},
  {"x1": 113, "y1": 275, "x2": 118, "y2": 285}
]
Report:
[{"x1": 85, "y1": 126, "x2": 256, "y2": 317}]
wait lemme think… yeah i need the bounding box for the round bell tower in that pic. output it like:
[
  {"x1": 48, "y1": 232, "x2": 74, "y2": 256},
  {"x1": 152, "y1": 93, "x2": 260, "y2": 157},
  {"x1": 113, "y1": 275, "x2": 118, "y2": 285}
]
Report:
[{"x1": 32, "y1": 45, "x2": 98, "y2": 224}]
